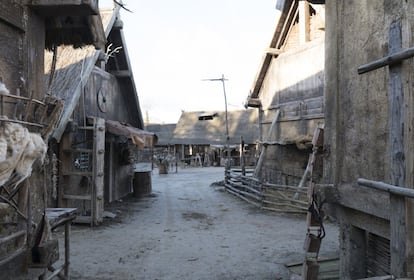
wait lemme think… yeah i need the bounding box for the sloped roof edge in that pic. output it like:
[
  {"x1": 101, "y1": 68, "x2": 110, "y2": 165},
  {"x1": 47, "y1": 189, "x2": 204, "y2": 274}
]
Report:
[
  {"x1": 246, "y1": 0, "x2": 297, "y2": 105},
  {"x1": 106, "y1": 119, "x2": 157, "y2": 148},
  {"x1": 51, "y1": 4, "x2": 126, "y2": 141}
]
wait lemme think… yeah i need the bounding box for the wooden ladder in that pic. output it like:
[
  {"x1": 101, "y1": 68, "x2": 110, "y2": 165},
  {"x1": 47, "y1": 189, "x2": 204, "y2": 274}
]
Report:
[
  {"x1": 302, "y1": 127, "x2": 324, "y2": 279},
  {"x1": 59, "y1": 117, "x2": 105, "y2": 226}
]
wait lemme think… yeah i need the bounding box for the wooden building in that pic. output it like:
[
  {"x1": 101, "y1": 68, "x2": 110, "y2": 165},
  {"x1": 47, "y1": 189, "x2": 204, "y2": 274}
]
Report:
[
  {"x1": 324, "y1": 0, "x2": 414, "y2": 278},
  {"x1": 145, "y1": 123, "x2": 176, "y2": 152},
  {"x1": 0, "y1": 0, "x2": 105, "y2": 278},
  {"x1": 154, "y1": 109, "x2": 260, "y2": 168},
  {"x1": 245, "y1": 0, "x2": 325, "y2": 186},
  {"x1": 45, "y1": 5, "x2": 156, "y2": 226}
]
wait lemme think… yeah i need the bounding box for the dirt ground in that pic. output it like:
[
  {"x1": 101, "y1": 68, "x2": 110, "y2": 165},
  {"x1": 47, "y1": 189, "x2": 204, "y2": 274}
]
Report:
[{"x1": 54, "y1": 167, "x2": 339, "y2": 280}]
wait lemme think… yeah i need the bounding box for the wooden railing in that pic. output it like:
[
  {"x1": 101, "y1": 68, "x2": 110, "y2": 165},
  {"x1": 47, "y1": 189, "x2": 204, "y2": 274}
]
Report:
[{"x1": 224, "y1": 168, "x2": 308, "y2": 214}]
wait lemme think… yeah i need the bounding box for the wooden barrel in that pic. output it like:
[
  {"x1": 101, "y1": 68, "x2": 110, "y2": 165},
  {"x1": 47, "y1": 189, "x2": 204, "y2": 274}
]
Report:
[{"x1": 133, "y1": 171, "x2": 152, "y2": 197}]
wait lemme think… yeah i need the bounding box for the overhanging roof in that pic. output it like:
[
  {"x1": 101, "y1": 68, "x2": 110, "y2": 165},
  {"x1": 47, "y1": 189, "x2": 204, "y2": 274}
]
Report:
[
  {"x1": 106, "y1": 120, "x2": 157, "y2": 148},
  {"x1": 29, "y1": 0, "x2": 105, "y2": 50}
]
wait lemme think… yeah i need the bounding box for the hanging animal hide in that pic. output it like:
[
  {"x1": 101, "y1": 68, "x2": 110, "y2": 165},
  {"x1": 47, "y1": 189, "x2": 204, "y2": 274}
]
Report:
[{"x1": 0, "y1": 120, "x2": 47, "y2": 189}]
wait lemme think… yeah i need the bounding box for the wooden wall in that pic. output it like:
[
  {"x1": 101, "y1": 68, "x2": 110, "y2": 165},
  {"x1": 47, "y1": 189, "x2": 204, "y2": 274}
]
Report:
[
  {"x1": 325, "y1": 0, "x2": 414, "y2": 277},
  {"x1": 0, "y1": 1, "x2": 48, "y2": 278},
  {"x1": 257, "y1": 8, "x2": 325, "y2": 184},
  {"x1": 63, "y1": 66, "x2": 142, "y2": 205}
]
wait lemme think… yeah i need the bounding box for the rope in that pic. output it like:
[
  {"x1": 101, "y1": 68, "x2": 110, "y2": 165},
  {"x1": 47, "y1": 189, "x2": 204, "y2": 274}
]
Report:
[{"x1": 308, "y1": 192, "x2": 325, "y2": 239}]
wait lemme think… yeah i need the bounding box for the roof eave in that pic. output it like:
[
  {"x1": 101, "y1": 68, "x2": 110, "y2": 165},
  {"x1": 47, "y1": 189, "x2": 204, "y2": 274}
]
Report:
[{"x1": 248, "y1": 0, "x2": 297, "y2": 100}]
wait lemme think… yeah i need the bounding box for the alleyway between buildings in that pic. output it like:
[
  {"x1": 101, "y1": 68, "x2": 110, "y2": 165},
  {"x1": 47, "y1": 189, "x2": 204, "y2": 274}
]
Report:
[{"x1": 56, "y1": 167, "x2": 339, "y2": 280}]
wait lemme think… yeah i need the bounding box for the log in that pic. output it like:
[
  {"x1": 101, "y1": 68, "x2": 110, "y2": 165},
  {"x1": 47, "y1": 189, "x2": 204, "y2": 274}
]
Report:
[
  {"x1": 357, "y1": 178, "x2": 414, "y2": 198},
  {"x1": 262, "y1": 200, "x2": 308, "y2": 211},
  {"x1": 262, "y1": 182, "x2": 307, "y2": 194},
  {"x1": 358, "y1": 46, "x2": 414, "y2": 74},
  {"x1": 265, "y1": 47, "x2": 281, "y2": 56},
  {"x1": 225, "y1": 187, "x2": 261, "y2": 208},
  {"x1": 262, "y1": 193, "x2": 308, "y2": 205},
  {"x1": 254, "y1": 109, "x2": 280, "y2": 177},
  {"x1": 225, "y1": 183, "x2": 262, "y2": 201},
  {"x1": 260, "y1": 207, "x2": 306, "y2": 214}
]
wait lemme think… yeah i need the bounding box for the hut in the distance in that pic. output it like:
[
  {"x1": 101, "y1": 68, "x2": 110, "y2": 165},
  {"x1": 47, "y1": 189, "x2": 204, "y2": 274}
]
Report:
[{"x1": 171, "y1": 109, "x2": 259, "y2": 168}]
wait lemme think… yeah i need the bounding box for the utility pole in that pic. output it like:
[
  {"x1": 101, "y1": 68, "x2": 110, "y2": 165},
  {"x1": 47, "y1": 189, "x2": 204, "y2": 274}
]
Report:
[{"x1": 202, "y1": 74, "x2": 230, "y2": 169}]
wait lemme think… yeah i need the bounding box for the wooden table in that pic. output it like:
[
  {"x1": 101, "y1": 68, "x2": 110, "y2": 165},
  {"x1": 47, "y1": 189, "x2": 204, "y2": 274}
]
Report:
[{"x1": 39, "y1": 208, "x2": 77, "y2": 280}]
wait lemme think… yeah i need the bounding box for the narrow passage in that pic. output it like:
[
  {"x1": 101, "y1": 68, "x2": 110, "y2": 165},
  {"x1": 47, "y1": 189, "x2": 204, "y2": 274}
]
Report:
[{"x1": 58, "y1": 167, "x2": 338, "y2": 280}]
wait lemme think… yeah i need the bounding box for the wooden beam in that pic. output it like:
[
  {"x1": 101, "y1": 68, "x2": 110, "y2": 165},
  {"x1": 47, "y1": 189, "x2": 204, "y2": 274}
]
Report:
[
  {"x1": 109, "y1": 70, "x2": 132, "y2": 78},
  {"x1": 345, "y1": 207, "x2": 390, "y2": 240},
  {"x1": 337, "y1": 183, "x2": 390, "y2": 220},
  {"x1": 254, "y1": 110, "x2": 280, "y2": 178},
  {"x1": 93, "y1": 118, "x2": 105, "y2": 225},
  {"x1": 29, "y1": 0, "x2": 99, "y2": 16},
  {"x1": 358, "y1": 46, "x2": 414, "y2": 74},
  {"x1": 357, "y1": 178, "x2": 414, "y2": 198},
  {"x1": 265, "y1": 48, "x2": 281, "y2": 56},
  {"x1": 0, "y1": 0, "x2": 24, "y2": 31},
  {"x1": 299, "y1": 0, "x2": 310, "y2": 44},
  {"x1": 388, "y1": 20, "x2": 406, "y2": 277},
  {"x1": 246, "y1": 97, "x2": 261, "y2": 108}
]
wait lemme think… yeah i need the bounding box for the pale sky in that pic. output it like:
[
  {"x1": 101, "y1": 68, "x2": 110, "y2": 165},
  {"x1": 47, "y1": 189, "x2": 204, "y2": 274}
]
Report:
[{"x1": 100, "y1": 1, "x2": 278, "y2": 124}]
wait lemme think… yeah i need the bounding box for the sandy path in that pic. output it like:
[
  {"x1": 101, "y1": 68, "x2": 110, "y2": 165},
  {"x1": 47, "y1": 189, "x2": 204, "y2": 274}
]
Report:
[{"x1": 55, "y1": 167, "x2": 338, "y2": 280}]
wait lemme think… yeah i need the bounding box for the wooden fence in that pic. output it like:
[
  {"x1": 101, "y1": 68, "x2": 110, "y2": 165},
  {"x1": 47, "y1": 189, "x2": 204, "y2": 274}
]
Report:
[{"x1": 224, "y1": 168, "x2": 308, "y2": 214}]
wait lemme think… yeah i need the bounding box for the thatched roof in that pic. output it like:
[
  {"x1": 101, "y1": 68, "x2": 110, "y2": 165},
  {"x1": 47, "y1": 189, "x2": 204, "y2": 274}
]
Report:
[
  {"x1": 171, "y1": 109, "x2": 259, "y2": 145},
  {"x1": 145, "y1": 124, "x2": 176, "y2": 146},
  {"x1": 46, "y1": 5, "x2": 144, "y2": 141}
]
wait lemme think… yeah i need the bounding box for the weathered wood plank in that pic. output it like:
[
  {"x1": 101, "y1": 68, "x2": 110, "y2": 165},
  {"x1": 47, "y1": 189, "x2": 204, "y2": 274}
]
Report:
[
  {"x1": 62, "y1": 194, "x2": 91, "y2": 201},
  {"x1": 254, "y1": 109, "x2": 280, "y2": 177},
  {"x1": 388, "y1": 20, "x2": 406, "y2": 277},
  {"x1": 29, "y1": 0, "x2": 99, "y2": 16},
  {"x1": 93, "y1": 117, "x2": 105, "y2": 225},
  {"x1": 337, "y1": 183, "x2": 390, "y2": 220},
  {"x1": 357, "y1": 179, "x2": 414, "y2": 198},
  {"x1": 265, "y1": 48, "x2": 281, "y2": 56},
  {"x1": 344, "y1": 207, "x2": 390, "y2": 239},
  {"x1": 299, "y1": 0, "x2": 310, "y2": 43},
  {"x1": 0, "y1": 1, "x2": 24, "y2": 31},
  {"x1": 358, "y1": 46, "x2": 414, "y2": 74},
  {"x1": 224, "y1": 186, "x2": 262, "y2": 208}
]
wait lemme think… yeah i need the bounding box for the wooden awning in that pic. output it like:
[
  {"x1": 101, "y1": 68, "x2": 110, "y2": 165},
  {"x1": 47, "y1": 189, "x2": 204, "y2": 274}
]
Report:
[
  {"x1": 105, "y1": 120, "x2": 157, "y2": 149},
  {"x1": 28, "y1": 0, "x2": 105, "y2": 50}
]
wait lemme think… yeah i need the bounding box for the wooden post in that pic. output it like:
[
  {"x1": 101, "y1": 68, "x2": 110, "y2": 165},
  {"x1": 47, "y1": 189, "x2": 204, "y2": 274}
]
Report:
[
  {"x1": 299, "y1": 0, "x2": 310, "y2": 44},
  {"x1": 388, "y1": 20, "x2": 406, "y2": 277},
  {"x1": 93, "y1": 118, "x2": 105, "y2": 225},
  {"x1": 181, "y1": 144, "x2": 185, "y2": 167},
  {"x1": 108, "y1": 141, "x2": 114, "y2": 203},
  {"x1": 64, "y1": 221, "x2": 70, "y2": 278},
  {"x1": 254, "y1": 110, "x2": 280, "y2": 178},
  {"x1": 240, "y1": 136, "x2": 245, "y2": 176}
]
